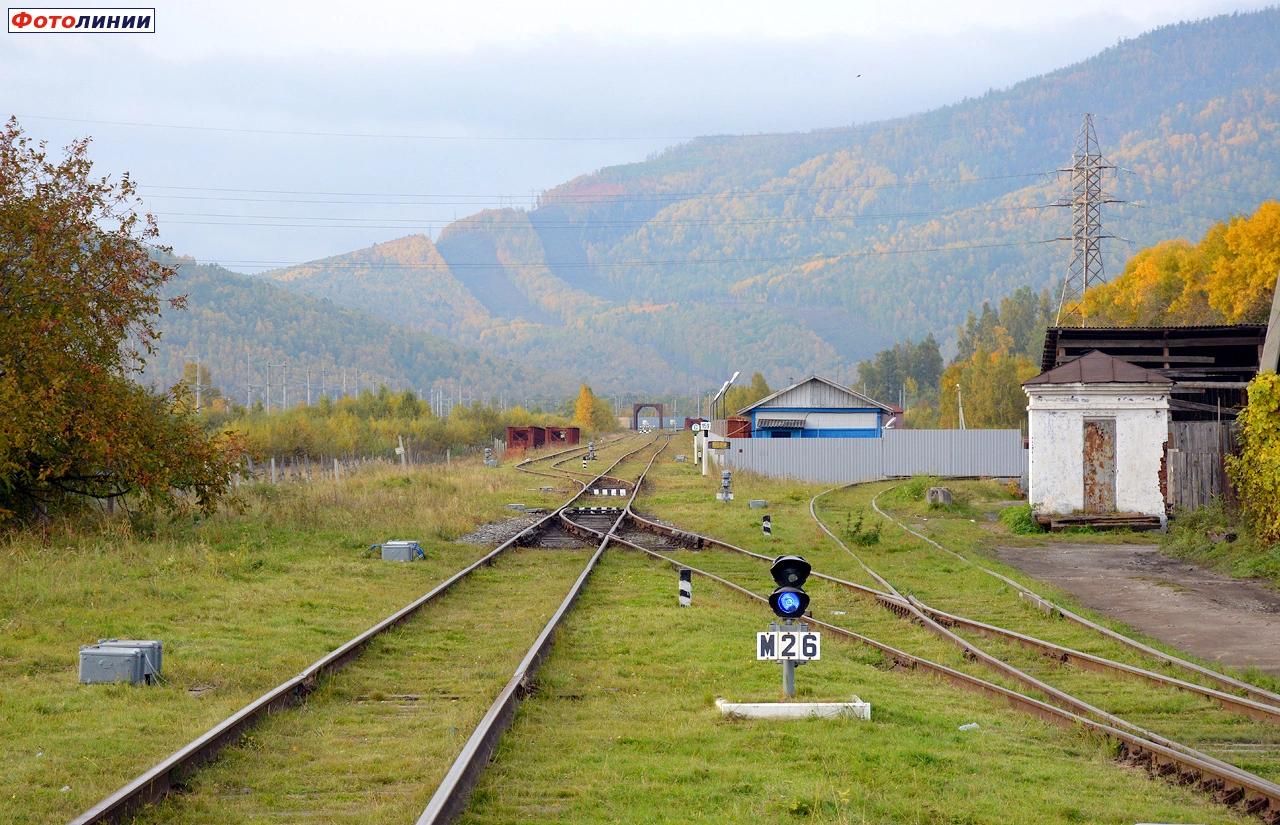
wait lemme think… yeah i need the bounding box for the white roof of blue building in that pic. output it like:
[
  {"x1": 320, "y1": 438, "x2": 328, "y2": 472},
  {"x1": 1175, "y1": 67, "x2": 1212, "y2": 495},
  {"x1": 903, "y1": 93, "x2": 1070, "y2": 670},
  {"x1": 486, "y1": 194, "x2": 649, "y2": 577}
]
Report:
[{"x1": 737, "y1": 375, "x2": 893, "y2": 415}]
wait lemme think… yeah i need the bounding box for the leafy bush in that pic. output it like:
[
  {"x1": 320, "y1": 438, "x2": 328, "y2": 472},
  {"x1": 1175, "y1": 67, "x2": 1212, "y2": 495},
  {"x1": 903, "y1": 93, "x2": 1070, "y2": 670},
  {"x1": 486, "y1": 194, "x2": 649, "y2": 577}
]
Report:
[
  {"x1": 1226, "y1": 373, "x2": 1280, "y2": 542},
  {"x1": 999, "y1": 503, "x2": 1044, "y2": 534},
  {"x1": 0, "y1": 119, "x2": 243, "y2": 524}
]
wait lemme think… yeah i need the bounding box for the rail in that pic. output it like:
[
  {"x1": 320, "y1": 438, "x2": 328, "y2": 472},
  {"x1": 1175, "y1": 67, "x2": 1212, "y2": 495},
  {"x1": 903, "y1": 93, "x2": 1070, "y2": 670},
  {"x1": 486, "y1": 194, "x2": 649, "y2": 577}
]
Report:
[
  {"x1": 71, "y1": 434, "x2": 654, "y2": 825},
  {"x1": 619, "y1": 488, "x2": 1280, "y2": 821},
  {"x1": 415, "y1": 435, "x2": 670, "y2": 824}
]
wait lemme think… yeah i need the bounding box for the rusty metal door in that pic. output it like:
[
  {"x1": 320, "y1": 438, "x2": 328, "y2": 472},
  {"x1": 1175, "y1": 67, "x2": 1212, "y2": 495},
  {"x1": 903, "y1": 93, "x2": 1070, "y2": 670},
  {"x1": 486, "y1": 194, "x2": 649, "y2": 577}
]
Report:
[{"x1": 1083, "y1": 419, "x2": 1116, "y2": 513}]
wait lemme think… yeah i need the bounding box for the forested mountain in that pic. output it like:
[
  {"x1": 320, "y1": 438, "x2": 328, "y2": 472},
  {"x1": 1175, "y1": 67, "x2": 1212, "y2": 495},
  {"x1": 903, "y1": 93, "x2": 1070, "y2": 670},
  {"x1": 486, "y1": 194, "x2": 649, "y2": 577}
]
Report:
[
  {"x1": 251, "y1": 9, "x2": 1280, "y2": 393},
  {"x1": 142, "y1": 256, "x2": 566, "y2": 405},
  {"x1": 877, "y1": 199, "x2": 1280, "y2": 431}
]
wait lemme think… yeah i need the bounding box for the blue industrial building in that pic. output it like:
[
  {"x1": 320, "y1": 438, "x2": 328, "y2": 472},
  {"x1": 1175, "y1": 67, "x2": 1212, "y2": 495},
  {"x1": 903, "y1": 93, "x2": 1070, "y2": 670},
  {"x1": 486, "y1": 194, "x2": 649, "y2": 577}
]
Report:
[{"x1": 738, "y1": 376, "x2": 893, "y2": 439}]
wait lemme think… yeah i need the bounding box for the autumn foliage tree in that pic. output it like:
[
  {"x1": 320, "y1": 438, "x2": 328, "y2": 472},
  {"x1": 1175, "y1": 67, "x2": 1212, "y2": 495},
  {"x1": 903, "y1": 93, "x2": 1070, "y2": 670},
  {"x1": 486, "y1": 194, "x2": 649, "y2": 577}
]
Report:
[
  {"x1": 0, "y1": 118, "x2": 242, "y2": 523},
  {"x1": 1075, "y1": 201, "x2": 1280, "y2": 325},
  {"x1": 724, "y1": 372, "x2": 772, "y2": 414},
  {"x1": 571, "y1": 384, "x2": 617, "y2": 432},
  {"x1": 1226, "y1": 373, "x2": 1280, "y2": 542},
  {"x1": 903, "y1": 287, "x2": 1051, "y2": 429}
]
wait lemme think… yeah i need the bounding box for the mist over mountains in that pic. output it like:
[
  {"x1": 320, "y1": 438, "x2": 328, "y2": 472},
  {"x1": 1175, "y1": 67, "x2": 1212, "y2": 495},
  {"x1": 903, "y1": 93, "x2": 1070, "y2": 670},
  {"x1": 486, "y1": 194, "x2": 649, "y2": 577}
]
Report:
[{"x1": 159, "y1": 9, "x2": 1280, "y2": 396}]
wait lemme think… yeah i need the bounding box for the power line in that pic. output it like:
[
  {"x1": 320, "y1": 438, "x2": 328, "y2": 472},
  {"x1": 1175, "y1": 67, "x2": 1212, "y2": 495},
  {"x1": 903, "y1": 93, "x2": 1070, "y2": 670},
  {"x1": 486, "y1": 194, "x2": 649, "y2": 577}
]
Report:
[
  {"x1": 137, "y1": 170, "x2": 1059, "y2": 202},
  {"x1": 14, "y1": 113, "x2": 698, "y2": 143},
  {"x1": 15, "y1": 109, "x2": 1016, "y2": 144},
  {"x1": 181, "y1": 238, "x2": 1056, "y2": 271},
  {"x1": 1118, "y1": 166, "x2": 1280, "y2": 204},
  {"x1": 151, "y1": 203, "x2": 1056, "y2": 230},
  {"x1": 134, "y1": 170, "x2": 1058, "y2": 206}
]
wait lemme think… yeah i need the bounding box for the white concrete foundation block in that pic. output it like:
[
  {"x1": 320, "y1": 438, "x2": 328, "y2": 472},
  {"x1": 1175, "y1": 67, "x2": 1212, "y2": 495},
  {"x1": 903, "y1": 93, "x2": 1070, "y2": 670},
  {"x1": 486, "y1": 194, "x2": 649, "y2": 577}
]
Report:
[{"x1": 715, "y1": 696, "x2": 871, "y2": 720}]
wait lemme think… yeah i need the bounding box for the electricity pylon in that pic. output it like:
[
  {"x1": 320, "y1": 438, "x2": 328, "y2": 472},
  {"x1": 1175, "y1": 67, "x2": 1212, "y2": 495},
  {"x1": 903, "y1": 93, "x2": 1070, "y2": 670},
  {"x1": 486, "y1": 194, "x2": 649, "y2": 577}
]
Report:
[{"x1": 1054, "y1": 113, "x2": 1122, "y2": 325}]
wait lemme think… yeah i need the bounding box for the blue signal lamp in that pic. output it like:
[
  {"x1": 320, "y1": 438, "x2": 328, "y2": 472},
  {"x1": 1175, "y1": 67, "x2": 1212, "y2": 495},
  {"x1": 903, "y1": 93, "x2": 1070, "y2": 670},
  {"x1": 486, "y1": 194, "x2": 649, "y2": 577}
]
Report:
[{"x1": 769, "y1": 586, "x2": 810, "y2": 618}]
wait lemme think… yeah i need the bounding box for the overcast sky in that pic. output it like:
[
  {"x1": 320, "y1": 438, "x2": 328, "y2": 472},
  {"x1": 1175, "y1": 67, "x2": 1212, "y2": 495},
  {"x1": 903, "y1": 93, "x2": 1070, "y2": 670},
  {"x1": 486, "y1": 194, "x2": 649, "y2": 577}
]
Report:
[{"x1": 3, "y1": 0, "x2": 1268, "y2": 268}]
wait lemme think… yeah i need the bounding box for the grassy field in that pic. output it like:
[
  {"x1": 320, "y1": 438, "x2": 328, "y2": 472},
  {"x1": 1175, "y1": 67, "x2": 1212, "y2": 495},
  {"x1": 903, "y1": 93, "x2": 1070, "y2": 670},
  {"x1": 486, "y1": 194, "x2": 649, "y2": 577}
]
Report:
[
  {"x1": 632, "y1": 440, "x2": 1280, "y2": 781},
  {"x1": 1, "y1": 430, "x2": 1272, "y2": 824},
  {"x1": 133, "y1": 548, "x2": 595, "y2": 825},
  {"x1": 1163, "y1": 502, "x2": 1280, "y2": 588},
  {"x1": 0, "y1": 444, "x2": 592, "y2": 825},
  {"x1": 458, "y1": 550, "x2": 1251, "y2": 824}
]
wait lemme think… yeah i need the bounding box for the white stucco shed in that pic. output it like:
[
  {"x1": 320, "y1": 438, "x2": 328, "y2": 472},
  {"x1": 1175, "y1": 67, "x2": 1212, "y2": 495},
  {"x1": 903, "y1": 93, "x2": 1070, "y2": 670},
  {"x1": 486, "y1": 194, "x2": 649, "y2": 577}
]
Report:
[{"x1": 1023, "y1": 350, "x2": 1172, "y2": 525}]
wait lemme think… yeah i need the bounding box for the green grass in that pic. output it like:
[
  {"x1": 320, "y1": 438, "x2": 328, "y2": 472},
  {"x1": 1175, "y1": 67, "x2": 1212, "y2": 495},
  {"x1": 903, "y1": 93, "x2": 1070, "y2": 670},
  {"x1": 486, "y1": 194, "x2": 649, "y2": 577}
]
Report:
[
  {"x1": 0, "y1": 450, "x2": 584, "y2": 825},
  {"x1": 998, "y1": 503, "x2": 1044, "y2": 535},
  {"x1": 132, "y1": 548, "x2": 594, "y2": 824},
  {"x1": 634, "y1": 449, "x2": 1280, "y2": 780},
  {"x1": 2, "y1": 434, "x2": 1273, "y2": 823},
  {"x1": 1164, "y1": 501, "x2": 1280, "y2": 588},
  {"x1": 457, "y1": 550, "x2": 1251, "y2": 824}
]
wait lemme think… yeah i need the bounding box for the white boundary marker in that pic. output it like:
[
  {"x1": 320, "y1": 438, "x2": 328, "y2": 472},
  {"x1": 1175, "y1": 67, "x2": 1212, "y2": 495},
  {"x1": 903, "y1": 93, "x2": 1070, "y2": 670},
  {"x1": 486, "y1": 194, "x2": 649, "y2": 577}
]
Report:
[{"x1": 715, "y1": 697, "x2": 871, "y2": 720}]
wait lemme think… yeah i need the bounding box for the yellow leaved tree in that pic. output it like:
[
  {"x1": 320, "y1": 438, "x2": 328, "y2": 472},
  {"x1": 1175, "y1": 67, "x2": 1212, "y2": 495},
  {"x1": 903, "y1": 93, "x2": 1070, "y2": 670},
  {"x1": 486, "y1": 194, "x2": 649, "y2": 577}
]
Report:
[
  {"x1": 1226, "y1": 373, "x2": 1280, "y2": 542},
  {"x1": 572, "y1": 384, "x2": 616, "y2": 432},
  {"x1": 1076, "y1": 201, "x2": 1280, "y2": 325}
]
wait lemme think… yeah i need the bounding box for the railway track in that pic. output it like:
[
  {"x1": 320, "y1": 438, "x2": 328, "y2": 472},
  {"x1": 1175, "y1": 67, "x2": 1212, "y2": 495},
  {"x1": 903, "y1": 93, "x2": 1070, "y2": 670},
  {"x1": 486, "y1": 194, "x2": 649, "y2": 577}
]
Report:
[
  {"x1": 617, "y1": 484, "x2": 1280, "y2": 822},
  {"x1": 865, "y1": 483, "x2": 1280, "y2": 707},
  {"x1": 415, "y1": 435, "x2": 670, "y2": 825},
  {"x1": 72, "y1": 434, "x2": 660, "y2": 825},
  {"x1": 625, "y1": 506, "x2": 1280, "y2": 723},
  {"x1": 78, "y1": 439, "x2": 1278, "y2": 823}
]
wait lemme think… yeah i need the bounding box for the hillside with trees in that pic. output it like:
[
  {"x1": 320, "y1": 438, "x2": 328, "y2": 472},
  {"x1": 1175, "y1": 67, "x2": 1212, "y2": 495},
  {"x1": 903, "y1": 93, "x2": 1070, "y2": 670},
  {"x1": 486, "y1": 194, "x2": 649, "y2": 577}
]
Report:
[
  {"x1": 143, "y1": 255, "x2": 570, "y2": 408},
  {"x1": 883, "y1": 200, "x2": 1280, "y2": 430},
  {"x1": 246, "y1": 9, "x2": 1280, "y2": 393}
]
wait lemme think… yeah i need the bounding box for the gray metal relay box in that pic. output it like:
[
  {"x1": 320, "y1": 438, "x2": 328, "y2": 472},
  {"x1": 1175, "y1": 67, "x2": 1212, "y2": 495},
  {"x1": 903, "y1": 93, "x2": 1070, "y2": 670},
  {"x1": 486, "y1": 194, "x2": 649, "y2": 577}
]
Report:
[
  {"x1": 79, "y1": 639, "x2": 163, "y2": 685},
  {"x1": 380, "y1": 540, "x2": 424, "y2": 562}
]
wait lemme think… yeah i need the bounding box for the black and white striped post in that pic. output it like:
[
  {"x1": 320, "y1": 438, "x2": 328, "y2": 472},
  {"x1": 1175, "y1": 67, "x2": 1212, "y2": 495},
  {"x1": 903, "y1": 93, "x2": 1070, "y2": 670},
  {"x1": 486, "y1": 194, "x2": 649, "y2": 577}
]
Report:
[
  {"x1": 678, "y1": 568, "x2": 692, "y2": 607},
  {"x1": 582, "y1": 457, "x2": 588, "y2": 471},
  {"x1": 762, "y1": 514, "x2": 772, "y2": 539}
]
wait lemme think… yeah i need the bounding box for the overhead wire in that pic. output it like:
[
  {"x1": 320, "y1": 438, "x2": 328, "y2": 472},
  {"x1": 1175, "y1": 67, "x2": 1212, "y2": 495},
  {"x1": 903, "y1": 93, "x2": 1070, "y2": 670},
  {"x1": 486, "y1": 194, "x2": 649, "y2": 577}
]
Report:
[
  {"x1": 14, "y1": 109, "x2": 1017, "y2": 143},
  {"x1": 13, "y1": 113, "x2": 695, "y2": 142},
  {"x1": 134, "y1": 170, "x2": 1059, "y2": 206},
  {"x1": 149, "y1": 202, "x2": 1058, "y2": 230},
  {"x1": 181, "y1": 238, "x2": 1058, "y2": 271},
  {"x1": 1118, "y1": 166, "x2": 1280, "y2": 206}
]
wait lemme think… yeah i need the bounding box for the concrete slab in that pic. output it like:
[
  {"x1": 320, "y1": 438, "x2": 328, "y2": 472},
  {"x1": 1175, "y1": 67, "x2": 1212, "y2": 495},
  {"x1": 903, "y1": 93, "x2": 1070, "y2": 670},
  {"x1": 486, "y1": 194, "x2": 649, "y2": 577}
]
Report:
[
  {"x1": 715, "y1": 696, "x2": 871, "y2": 720},
  {"x1": 993, "y1": 543, "x2": 1280, "y2": 675}
]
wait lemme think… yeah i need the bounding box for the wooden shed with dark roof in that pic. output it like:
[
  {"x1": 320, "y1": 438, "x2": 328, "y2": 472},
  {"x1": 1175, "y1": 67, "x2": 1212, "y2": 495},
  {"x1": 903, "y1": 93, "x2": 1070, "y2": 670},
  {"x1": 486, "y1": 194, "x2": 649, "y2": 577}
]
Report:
[{"x1": 1040, "y1": 324, "x2": 1264, "y2": 420}]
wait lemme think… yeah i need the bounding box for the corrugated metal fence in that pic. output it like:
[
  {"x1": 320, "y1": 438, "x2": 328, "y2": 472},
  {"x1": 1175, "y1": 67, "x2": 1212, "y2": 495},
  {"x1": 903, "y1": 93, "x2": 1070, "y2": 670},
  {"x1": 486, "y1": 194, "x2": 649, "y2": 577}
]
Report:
[{"x1": 714, "y1": 430, "x2": 1027, "y2": 484}]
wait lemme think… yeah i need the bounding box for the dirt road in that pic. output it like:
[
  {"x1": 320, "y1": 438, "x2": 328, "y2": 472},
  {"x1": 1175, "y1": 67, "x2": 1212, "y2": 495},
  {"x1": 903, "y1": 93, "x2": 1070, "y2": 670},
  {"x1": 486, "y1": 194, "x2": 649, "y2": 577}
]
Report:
[{"x1": 992, "y1": 543, "x2": 1280, "y2": 675}]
